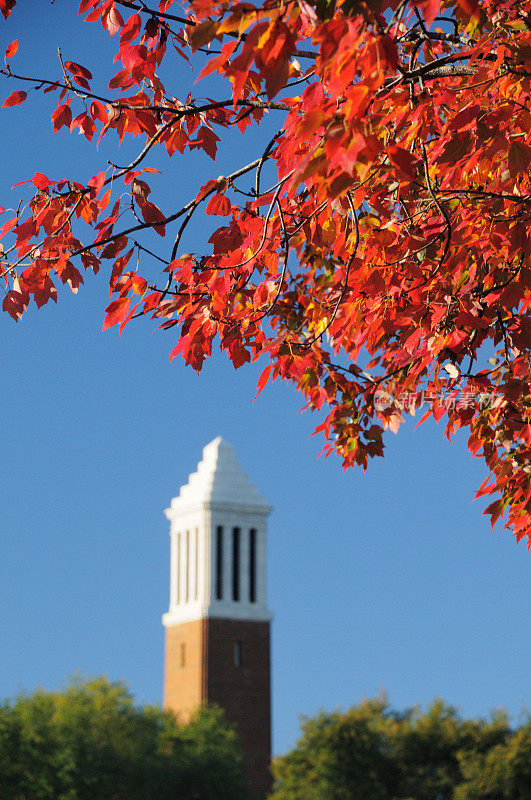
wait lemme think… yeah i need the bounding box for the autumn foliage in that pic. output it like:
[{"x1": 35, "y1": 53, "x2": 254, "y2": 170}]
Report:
[{"x1": 1, "y1": 0, "x2": 530, "y2": 543}]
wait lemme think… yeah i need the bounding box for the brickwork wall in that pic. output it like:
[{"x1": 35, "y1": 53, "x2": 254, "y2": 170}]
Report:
[
  {"x1": 164, "y1": 617, "x2": 271, "y2": 800},
  {"x1": 207, "y1": 618, "x2": 271, "y2": 800},
  {"x1": 163, "y1": 617, "x2": 207, "y2": 718}
]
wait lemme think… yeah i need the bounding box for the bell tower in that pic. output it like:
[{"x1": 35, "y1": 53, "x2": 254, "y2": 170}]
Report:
[{"x1": 162, "y1": 437, "x2": 272, "y2": 799}]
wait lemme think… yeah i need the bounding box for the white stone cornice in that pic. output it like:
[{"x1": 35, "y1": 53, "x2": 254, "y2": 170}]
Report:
[
  {"x1": 165, "y1": 500, "x2": 271, "y2": 523},
  {"x1": 162, "y1": 605, "x2": 273, "y2": 626}
]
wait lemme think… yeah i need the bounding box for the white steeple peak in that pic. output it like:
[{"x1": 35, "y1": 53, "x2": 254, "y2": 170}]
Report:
[
  {"x1": 166, "y1": 437, "x2": 270, "y2": 516},
  {"x1": 163, "y1": 438, "x2": 271, "y2": 626}
]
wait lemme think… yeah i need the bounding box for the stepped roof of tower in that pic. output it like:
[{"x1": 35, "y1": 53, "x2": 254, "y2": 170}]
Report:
[{"x1": 166, "y1": 437, "x2": 270, "y2": 514}]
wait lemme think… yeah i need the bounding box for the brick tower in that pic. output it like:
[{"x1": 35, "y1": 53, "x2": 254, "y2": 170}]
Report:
[{"x1": 162, "y1": 437, "x2": 272, "y2": 799}]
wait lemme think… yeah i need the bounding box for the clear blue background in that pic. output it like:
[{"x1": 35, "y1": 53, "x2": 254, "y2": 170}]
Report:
[{"x1": 0, "y1": 1, "x2": 529, "y2": 756}]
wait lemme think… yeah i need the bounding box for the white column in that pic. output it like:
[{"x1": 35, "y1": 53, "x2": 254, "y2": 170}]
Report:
[
  {"x1": 186, "y1": 530, "x2": 191, "y2": 603},
  {"x1": 257, "y1": 526, "x2": 267, "y2": 607},
  {"x1": 179, "y1": 531, "x2": 187, "y2": 605},
  {"x1": 240, "y1": 527, "x2": 250, "y2": 605},
  {"x1": 189, "y1": 527, "x2": 197, "y2": 603},
  {"x1": 223, "y1": 526, "x2": 232, "y2": 603},
  {"x1": 170, "y1": 532, "x2": 177, "y2": 609},
  {"x1": 197, "y1": 521, "x2": 206, "y2": 605},
  {"x1": 206, "y1": 516, "x2": 215, "y2": 605}
]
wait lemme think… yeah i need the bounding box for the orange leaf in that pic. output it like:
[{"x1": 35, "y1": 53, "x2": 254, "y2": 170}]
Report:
[
  {"x1": 190, "y1": 20, "x2": 218, "y2": 52},
  {"x1": 99, "y1": 188, "x2": 111, "y2": 211},
  {"x1": 131, "y1": 276, "x2": 148, "y2": 295},
  {"x1": 5, "y1": 39, "x2": 18, "y2": 59}
]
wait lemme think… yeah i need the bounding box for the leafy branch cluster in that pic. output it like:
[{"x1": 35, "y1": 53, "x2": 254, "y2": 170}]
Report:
[{"x1": 0, "y1": 0, "x2": 530, "y2": 543}]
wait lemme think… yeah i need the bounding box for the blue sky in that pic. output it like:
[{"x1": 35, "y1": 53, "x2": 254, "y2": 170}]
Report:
[{"x1": 0, "y1": 1, "x2": 530, "y2": 756}]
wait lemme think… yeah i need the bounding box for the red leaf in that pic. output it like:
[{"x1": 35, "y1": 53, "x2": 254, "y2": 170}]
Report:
[
  {"x1": 110, "y1": 247, "x2": 134, "y2": 289},
  {"x1": 103, "y1": 297, "x2": 131, "y2": 330},
  {"x1": 5, "y1": 39, "x2": 18, "y2": 59},
  {"x1": 124, "y1": 170, "x2": 140, "y2": 185},
  {"x1": 3, "y1": 90, "x2": 26, "y2": 108},
  {"x1": 387, "y1": 145, "x2": 417, "y2": 180},
  {"x1": 90, "y1": 100, "x2": 107, "y2": 123},
  {"x1": 508, "y1": 141, "x2": 531, "y2": 178},
  {"x1": 415, "y1": 0, "x2": 440, "y2": 27},
  {"x1": 32, "y1": 173, "x2": 54, "y2": 190},
  {"x1": 119, "y1": 300, "x2": 139, "y2": 334},
  {"x1": 108, "y1": 70, "x2": 135, "y2": 90},
  {"x1": 206, "y1": 193, "x2": 231, "y2": 215},
  {"x1": 189, "y1": 126, "x2": 220, "y2": 161},
  {"x1": 169, "y1": 340, "x2": 183, "y2": 362},
  {"x1": 52, "y1": 102, "x2": 72, "y2": 131},
  {"x1": 73, "y1": 75, "x2": 91, "y2": 90},
  {"x1": 88, "y1": 171, "x2": 107, "y2": 195},
  {"x1": 254, "y1": 364, "x2": 272, "y2": 402},
  {"x1": 228, "y1": 338, "x2": 251, "y2": 368},
  {"x1": 457, "y1": 0, "x2": 479, "y2": 16},
  {"x1": 81, "y1": 252, "x2": 101, "y2": 274},
  {"x1": 101, "y1": 236, "x2": 127, "y2": 260},
  {"x1": 195, "y1": 179, "x2": 218, "y2": 203},
  {"x1": 0, "y1": 0, "x2": 16, "y2": 21},
  {"x1": 3, "y1": 289, "x2": 26, "y2": 321},
  {"x1": 120, "y1": 13, "x2": 141, "y2": 45},
  {"x1": 102, "y1": 3, "x2": 124, "y2": 36},
  {"x1": 0, "y1": 217, "x2": 17, "y2": 237},
  {"x1": 139, "y1": 201, "x2": 166, "y2": 236},
  {"x1": 64, "y1": 60, "x2": 92, "y2": 80},
  {"x1": 78, "y1": 0, "x2": 98, "y2": 12}
]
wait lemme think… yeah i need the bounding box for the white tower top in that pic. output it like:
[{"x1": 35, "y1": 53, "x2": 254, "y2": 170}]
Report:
[
  {"x1": 166, "y1": 436, "x2": 270, "y2": 514},
  {"x1": 162, "y1": 438, "x2": 272, "y2": 626}
]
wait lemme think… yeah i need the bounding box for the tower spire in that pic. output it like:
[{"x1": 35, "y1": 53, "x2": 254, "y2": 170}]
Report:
[{"x1": 163, "y1": 438, "x2": 272, "y2": 799}]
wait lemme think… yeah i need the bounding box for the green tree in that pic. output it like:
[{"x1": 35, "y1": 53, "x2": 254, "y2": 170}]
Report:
[
  {"x1": 383, "y1": 701, "x2": 509, "y2": 800},
  {"x1": 455, "y1": 718, "x2": 531, "y2": 800},
  {"x1": 0, "y1": 676, "x2": 248, "y2": 800},
  {"x1": 270, "y1": 697, "x2": 515, "y2": 800},
  {"x1": 271, "y1": 697, "x2": 400, "y2": 800}
]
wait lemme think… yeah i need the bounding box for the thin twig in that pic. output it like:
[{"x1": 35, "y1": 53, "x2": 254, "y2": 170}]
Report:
[
  {"x1": 68, "y1": 157, "x2": 263, "y2": 260},
  {"x1": 258, "y1": 197, "x2": 290, "y2": 316},
  {"x1": 304, "y1": 192, "x2": 360, "y2": 347},
  {"x1": 232, "y1": 171, "x2": 293, "y2": 270},
  {"x1": 255, "y1": 131, "x2": 282, "y2": 196},
  {"x1": 418, "y1": 140, "x2": 452, "y2": 284}
]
